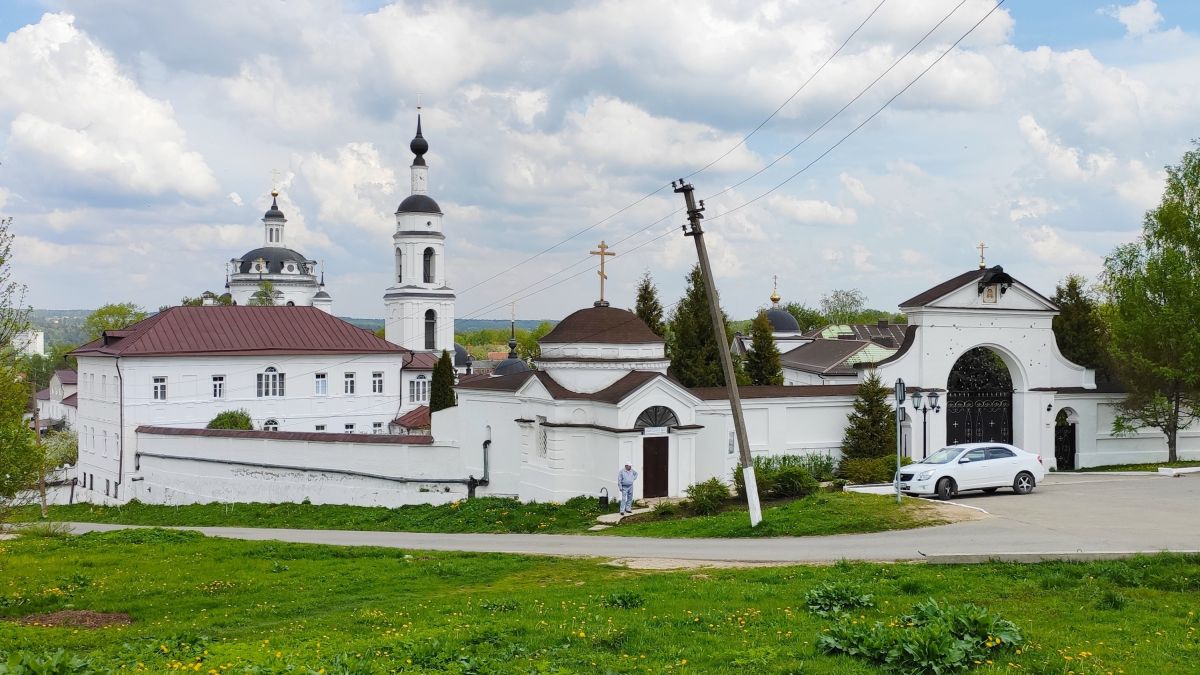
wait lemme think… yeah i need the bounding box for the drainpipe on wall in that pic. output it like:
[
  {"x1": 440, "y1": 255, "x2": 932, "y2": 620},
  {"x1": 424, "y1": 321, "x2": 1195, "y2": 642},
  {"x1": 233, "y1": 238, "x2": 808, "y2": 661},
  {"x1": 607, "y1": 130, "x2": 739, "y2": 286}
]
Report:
[
  {"x1": 466, "y1": 439, "x2": 491, "y2": 499},
  {"x1": 115, "y1": 356, "x2": 124, "y2": 498}
]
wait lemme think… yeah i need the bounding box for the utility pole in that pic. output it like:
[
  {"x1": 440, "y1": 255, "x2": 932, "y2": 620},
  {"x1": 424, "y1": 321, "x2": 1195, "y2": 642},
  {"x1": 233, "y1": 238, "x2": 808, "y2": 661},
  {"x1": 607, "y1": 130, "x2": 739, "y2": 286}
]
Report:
[{"x1": 673, "y1": 180, "x2": 762, "y2": 526}]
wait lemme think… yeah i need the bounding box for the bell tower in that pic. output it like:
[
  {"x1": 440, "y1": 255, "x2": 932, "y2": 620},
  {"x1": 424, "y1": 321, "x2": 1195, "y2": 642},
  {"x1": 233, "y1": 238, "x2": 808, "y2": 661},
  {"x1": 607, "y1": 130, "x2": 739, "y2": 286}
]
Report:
[{"x1": 383, "y1": 113, "x2": 455, "y2": 353}]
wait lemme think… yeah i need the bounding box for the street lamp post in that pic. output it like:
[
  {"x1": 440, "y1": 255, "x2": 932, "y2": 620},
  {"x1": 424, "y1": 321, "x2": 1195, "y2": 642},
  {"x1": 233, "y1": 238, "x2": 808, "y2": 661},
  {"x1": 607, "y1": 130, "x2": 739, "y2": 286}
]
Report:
[{"x1": 909, "y1": 390, "x2": 941, "y2": 460}]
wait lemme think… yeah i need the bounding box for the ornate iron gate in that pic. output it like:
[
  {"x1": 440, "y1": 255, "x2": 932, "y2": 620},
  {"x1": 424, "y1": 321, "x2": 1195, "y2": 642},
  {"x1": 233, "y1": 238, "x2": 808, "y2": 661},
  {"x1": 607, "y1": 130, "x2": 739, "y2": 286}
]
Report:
[
  {"x1": 946, "y1": 347, "x2": 1014, "y2": 445},
  {"x1": 1054, "y1": 423, "x2": 1076, "y2": 470}
]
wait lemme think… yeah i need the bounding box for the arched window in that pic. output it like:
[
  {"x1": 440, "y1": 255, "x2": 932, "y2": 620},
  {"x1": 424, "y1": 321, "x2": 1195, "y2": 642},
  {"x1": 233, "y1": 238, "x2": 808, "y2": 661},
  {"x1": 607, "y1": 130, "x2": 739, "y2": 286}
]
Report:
[
  {"x1": 263, "y1": 419, "x2": 279, "y2": 432},
  {"x1": 635, "y1": 406, "x2": 679, "y2": 429},
  {"x1": 409, "y1": 374, "x2": 429, "y2": 402},
  {"x1": 395, "y1": 249, "x2": 403, "y2": 283},
  {"x1": 257, "y1": 366, "x2": 285, "y2": 397},
  {"x1": 286, "y1": 301, "x2": 295, "y2": 307},
  {"x1": 424, "y1": 309, "x2": 437, "y2": 350},
  {"x1": 423, "y1": 247, "x2": 435, "y2": 283}
]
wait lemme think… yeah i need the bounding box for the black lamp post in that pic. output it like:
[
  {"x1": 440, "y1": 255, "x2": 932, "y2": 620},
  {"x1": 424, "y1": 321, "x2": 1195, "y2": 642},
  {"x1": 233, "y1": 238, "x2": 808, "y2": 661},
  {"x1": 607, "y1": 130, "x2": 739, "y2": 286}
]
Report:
[{"x1": 910, "y1": 390, "x2": 941, "y2": 460}]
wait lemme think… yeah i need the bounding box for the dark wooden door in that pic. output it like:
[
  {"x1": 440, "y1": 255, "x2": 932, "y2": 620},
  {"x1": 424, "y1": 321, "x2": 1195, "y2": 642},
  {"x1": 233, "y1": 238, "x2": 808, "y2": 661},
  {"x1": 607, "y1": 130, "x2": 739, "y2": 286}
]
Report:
[{"x1": 642, "y1": 437, "x2": 669, "y2": 498}]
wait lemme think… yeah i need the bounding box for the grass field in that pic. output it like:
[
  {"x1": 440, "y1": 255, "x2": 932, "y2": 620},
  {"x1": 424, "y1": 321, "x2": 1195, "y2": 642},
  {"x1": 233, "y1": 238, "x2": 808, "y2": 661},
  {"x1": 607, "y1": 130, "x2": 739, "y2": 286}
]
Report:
[
  {"x1": 1078, "y1": 460, "x2": 1200, "y2": 472},
  {"x1": 1, "y1": 529, "x2": 1198, "y2": 673},
  {"x1": 20, "y1": 492, "x2": 949, "y2": 538}
]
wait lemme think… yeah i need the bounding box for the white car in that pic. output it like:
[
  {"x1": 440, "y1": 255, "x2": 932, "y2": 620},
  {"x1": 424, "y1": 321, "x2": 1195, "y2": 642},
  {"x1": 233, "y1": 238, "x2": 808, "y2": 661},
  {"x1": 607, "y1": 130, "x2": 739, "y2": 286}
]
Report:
[{"x1": 898, "y1": 443, "x2": 1046, "y2": 500}]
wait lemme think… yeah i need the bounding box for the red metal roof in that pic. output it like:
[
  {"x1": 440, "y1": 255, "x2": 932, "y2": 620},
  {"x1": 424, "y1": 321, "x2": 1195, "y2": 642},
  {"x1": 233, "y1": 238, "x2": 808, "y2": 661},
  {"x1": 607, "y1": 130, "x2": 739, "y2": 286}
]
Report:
[
  {"x1": 53, "y1": 369, "x2": 78, "y2": 385},
  {"x1": 405, "y1": 352, "x2": 439, "y2": 370},
  {"x1": 392, "y1": 405, "x2": 430, "y2": 429},
  {"x1": 61, "y1": 393, "x2": 78, "y2": 408},
  {"x1": 71, "y1": 306, "x2": 406, "y2": 358},
  {"x1": 137, "y1": 425, "x2": 434, "y2": 444}
]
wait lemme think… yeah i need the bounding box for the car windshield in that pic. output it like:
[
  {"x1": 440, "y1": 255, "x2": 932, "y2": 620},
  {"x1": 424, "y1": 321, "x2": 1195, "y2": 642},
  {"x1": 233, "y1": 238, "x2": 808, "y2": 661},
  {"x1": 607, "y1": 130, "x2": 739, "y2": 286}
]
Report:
[{"x1": 922, "y1": 447, "x2": 965, "y2": 464}]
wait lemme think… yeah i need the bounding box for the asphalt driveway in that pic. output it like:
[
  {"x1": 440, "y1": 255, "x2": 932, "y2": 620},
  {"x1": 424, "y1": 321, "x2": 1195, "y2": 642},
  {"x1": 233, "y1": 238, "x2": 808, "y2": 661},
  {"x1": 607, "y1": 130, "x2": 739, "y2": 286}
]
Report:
[{"x1": 63, "y1": 473, "x2": 1199, "y2": 564}]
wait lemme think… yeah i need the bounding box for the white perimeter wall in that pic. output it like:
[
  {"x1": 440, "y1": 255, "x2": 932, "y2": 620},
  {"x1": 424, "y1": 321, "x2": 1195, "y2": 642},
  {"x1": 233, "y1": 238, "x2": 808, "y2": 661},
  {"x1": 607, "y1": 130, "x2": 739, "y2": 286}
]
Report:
[{"x1": 1054, "y1": 394, "x2": 1200, "y2": 469}]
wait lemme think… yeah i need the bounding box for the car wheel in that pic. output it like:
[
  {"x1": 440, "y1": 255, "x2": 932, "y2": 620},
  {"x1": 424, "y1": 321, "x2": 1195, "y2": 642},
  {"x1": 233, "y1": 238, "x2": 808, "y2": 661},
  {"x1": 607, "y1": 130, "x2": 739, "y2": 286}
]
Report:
[
  {"x1": 935, "y1": 477, "x2": 956, "y2": 501},
  {"x1": 982, "y1": 487, "x2": 999, "y2": 494},
  {"x1": 1013, "y1": 472, "x2": 1035, "y2": 495}
]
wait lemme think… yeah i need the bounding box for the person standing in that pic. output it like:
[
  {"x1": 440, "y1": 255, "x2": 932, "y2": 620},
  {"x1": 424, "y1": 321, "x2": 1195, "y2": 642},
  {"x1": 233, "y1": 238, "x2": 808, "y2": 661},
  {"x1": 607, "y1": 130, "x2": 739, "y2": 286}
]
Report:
[{"x1": 617, "y1": 463, "x2": 638, "y2": 515}]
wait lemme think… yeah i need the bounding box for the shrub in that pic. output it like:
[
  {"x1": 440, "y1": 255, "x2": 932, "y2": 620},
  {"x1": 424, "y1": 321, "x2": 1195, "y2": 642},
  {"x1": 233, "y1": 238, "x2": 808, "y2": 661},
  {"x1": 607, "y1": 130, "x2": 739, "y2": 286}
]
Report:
[
  {"x1": 804, "y1": 582, "x2": 875, "y2": 617},
  {"x1": 206, "y1": 409, "x2": 253, "y2": 430},
  {"x1": 732, "y1": 454, "x2": 823, "y2": 500},
  {"x1": 772, "y1": 465, "x2": 819, "y2": 499},
  {"x1": 795, "y1": 453, "x2": 838, "y2": 481},
  {"x1": 0, "y1": 649, "x2": 97, "y2": 674},
  {"x1": 685, "y1": 478, "x2": 731, "y2": 515},
  {"x1": 600, "y1": 590, "x2": 646, "y2": 609},
  {"x1": 840, "y1": 456, "x2": 909, "y2": 484},
  {"x1": 651, "y1": 501, "x2": 680, "y2": 519}
]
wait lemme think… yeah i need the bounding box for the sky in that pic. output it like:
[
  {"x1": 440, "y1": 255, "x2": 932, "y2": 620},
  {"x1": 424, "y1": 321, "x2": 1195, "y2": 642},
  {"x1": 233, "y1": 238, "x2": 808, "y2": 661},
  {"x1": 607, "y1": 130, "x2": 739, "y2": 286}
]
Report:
[{"x1": 2, "y1": 0, "x2": 1199, "y2": 322}]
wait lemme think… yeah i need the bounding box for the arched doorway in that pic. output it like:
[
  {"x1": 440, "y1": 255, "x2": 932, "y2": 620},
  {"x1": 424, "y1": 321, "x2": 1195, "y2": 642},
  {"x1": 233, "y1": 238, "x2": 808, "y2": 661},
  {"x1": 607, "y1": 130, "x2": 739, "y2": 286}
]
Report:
[
  {"x1": 635, "y1": 406, "x2": 678, "y2": 498},
  {"x1": 946, "y1": 347, "x2": 1014, "y2": 445},
  {"x1": 1054, "y1": 408, "x2": 1078, "y2": 470}
]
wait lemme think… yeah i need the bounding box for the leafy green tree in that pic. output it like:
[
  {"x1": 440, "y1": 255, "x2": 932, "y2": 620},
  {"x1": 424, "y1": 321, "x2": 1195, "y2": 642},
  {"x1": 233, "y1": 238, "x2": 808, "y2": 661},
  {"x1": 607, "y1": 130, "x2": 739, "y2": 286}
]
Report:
[
  {"x1": 249, "y1": 281, "x2": 278, "y2": 306},
  {"x1": 207, "y1": 409, "x2": 254, "y2": 430},
  {"x1": 0, "y1": 217, "x2": 30, "y2": 357},
  {"x1": 783, "y1": 302, "x2": 827, "y2": 333},
  {"x1": 819, "y1": 289, "x2": 867, "y2": 325},
  {"x1": 1102, "y1": 144, "x2": 1200, "y2": 462},
  {"x1": 0, "y1": 365, "x2": 38, "y2": 525},
  {"x1": 517, "y1": 321, "x2": 553, "y2": 363},
  {"x1": 839, "y1": 372, "x2": 896, "y2": 461},
  {"x1": 669, "y1": 264, "x2": 743, "y2": 387},
  {"x1": 18, "y1": 343, "x2": 76, "y2": 389},
  {"x1": 430, "y1": 349, "x2": 456, "y2": 412},
  {"x1": 84, "y1": 303, "x2": 147, "y2": 340},
  {"x1": 634, "y1": 271, "x2": 666, "y2": 338},
  {"x1": 1052, "y1": 274, "x2": 1110, "y2": 383},
  {"x1": 180, "y1": 292, "x2": 233, "y2": 307},
  {"x1": 745, "y1": 311, "x2": 783, "y2": 385}
]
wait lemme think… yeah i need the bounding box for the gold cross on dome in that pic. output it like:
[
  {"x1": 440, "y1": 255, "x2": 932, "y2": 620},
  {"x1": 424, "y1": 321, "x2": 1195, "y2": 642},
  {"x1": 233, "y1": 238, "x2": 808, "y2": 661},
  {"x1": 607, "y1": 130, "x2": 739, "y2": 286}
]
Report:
[
  {"x1": 590, "y1": 240, "x2": 616, "y2": 305},
  {"x1": 271, "y1": 168, "x2": 281, "y2": 196},
  {"x1": 977, "y1": 241, "x2": 988, "y2": 269}
]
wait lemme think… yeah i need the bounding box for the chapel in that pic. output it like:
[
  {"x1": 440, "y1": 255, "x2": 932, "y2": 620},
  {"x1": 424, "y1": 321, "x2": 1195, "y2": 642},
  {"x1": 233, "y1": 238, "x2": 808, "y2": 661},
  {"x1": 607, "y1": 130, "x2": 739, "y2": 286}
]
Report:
[{"x1": 227, "y1": 191, "x2": 331, "y2": 310}]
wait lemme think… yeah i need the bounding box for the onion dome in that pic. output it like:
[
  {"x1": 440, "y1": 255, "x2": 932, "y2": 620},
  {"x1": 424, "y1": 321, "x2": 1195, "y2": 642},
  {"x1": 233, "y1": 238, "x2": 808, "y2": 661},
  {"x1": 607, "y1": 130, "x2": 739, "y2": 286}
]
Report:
[
  {"x1": 410, "y1": 115, "x2": 428, "y2": 165},
  {"x1": 264, "y1": 189, "x2": 285, "y2": 220}
]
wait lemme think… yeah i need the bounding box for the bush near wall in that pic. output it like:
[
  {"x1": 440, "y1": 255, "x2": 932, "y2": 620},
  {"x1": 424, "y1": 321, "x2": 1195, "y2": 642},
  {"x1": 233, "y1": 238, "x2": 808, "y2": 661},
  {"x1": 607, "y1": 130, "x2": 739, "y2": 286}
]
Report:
[
  {"x1": 732, "y1": 455, "x2": 821, "y2": 501},
  {"x1": 206, "y1": 409, "x2": 253, "y2": 430},
  {"x1": 840, "y1": 456, "x2": 912, "y2": 484}
]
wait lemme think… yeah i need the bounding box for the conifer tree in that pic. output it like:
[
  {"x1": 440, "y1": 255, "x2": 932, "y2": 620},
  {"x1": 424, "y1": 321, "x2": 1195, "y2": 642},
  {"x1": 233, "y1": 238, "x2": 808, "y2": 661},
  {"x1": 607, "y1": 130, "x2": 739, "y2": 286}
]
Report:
[
  {"x1": 1052, "y1": 274, "x2": 1110, "y2": 383},
  {"x1": 634, "y1": 271, "x2": 666, "y2": 337},
  {"x1": 745, "y1": 310, "x2": 783, "y2": 385},
  {"x1": 839, "y1": 372, "x2": 896, "y2": 460},
  {"x1": 668, "y1": 264, "x2": 742, "y2": 387},
  {"x1": 430, "y1": 349, "x2": 457, "y2": 412}
]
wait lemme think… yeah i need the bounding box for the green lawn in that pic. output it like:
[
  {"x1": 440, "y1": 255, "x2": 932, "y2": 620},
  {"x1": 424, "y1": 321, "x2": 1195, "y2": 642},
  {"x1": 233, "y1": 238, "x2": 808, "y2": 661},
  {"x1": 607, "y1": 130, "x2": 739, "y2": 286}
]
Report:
[
  {"x1": 1, "y1": 529, "x2": 1198, "y2": 673},
  {"x1": 20, "y1": 492, "x2": 948, "y2": 538},
  {"x1": 1077, "y1": 460, "x2": 1200, "y2": 472}
]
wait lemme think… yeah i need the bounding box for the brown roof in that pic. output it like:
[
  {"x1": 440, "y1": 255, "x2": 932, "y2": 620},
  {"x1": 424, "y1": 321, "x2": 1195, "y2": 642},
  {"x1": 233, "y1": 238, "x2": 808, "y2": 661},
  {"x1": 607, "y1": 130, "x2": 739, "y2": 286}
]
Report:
[
  {"x1": 691, "y1": 384, "x2": 861, "y2": 400},
  {"x1": 804, "y1": 322, "x2": 910, "y2": 346},
  {"x1": 392, "y1": 405, "x2": 431, "y2": 429},
  {"x1": 71, "y1": 306, "x2": 406, "y2": 358},
  {"x1": 781, "y1": 339, "x2": 870, "y2": 375},
  {"x1": 137, "y1": 425, "x2": 434, "y2": 444},
  {"x1": 61, "y1": 393, "x2": 77, "y2": 408},
  {"x1": 405, "y1": 352, "x2": 439, "y2": 370},
  {"x1": 53, "y1": 369, "x2": 77, "y2": 385},
  {"x1": 456, "y1": 369, "x2": 671, "y2": 404},
  {"x1": 455, "y1": 370, "x2": 536, "y2": 393},
  {"x1": 34, "y1": 387, "x2": 50, "y2": 401},
  {"x1": 899, "y1": 266, "x2": 1058, "y2": 309},
  {"x1": 539, "y1": 306, "x2": 662, "y2": 345}
]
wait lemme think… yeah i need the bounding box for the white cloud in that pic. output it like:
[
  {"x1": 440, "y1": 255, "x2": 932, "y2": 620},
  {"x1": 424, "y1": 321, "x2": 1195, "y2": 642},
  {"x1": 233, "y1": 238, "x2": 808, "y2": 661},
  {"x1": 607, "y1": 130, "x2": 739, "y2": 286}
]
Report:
[
  {"x1": 228, "y1": 192, "x2": 243, "y2": 207},
  {"x1": 1101, "y1": 0, "x2": 1163, "y2": 37},
  {"x1": 299, "y1": 142, "x2": 397, "y2": 235},
  {"x1": 224, "y1": 56, "x2": 339, "y2": 133},
  {"x1": 1008, "y1": 196, "x2": 1060, "y2": 222},
  {"x1": 1021, "y1": 225, "x2": 1103, "y2": 273},
  {"x1": 839, "y1": 173, "x2": 874, "y2": 205},
  {"x1": 1017, "y1": 115, "x2": 1115, "y2": 180},
  {"x1": 1115, "y1": 159, "x2": 1165, "y2": 209},
  {"x1": 765, "y1": 195, "x2": 856, "y2": 225},
  {"x1": 0, "y1": 13, "x2": 218, "y2": 198}
]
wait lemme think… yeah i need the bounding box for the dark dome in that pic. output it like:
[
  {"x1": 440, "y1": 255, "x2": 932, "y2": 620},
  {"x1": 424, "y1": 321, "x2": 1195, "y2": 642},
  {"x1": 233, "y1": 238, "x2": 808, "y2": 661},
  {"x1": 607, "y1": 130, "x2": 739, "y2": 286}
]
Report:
[
  {"x1": 493, "y1": 357, "x2": 529, "y2": 376},
  {"x1": 313, "y1": 290, "x2": 331, "y2": 299},
  {"x1": 766, "y1": 307, "x2": 800, "y2": 333},
  {"x1": 264, "y1": 195, "x2": 286, "y2": 220},
  {"x1": 235, "y1": 247, "x2": 312, "y2": 274},
  {"x1": 454, "y1": 343, "x2": 471, "y2": 367},
  {"x1": 410, "y1": 114, "x2": 429, "y2": 164},
  {"x1": 396, "y1": 194, "x2": 442, "y2": 214},
  {"x1": 540, "y1": 306, "x2": 661, "y2": 345}
]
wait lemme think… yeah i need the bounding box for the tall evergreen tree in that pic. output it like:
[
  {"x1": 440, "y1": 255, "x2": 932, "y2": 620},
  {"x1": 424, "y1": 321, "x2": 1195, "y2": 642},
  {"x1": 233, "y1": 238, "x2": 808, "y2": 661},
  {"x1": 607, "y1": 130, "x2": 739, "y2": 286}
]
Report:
[
  {"x1": 634, "y1": 271, "x2": 666, "y2": 337},
  {"x1": 668, "y1": 264, "x2": 742, "y2": 387},
  {"x1": 1102, "y1": 143, "x2": 1200, "y2": 461},
  {"x1": 839, "y1": 372, "x2": 896, "y2": 460},
  {"x1": 782, "y1": 302, "x2": 827, "y2": 333},
  {"x1": 1052, "y1": 274, "x2": 1110, "y2": 383},
  {"x1": 745, "y1": 311, "x2": 783, "y2": 385},
  {"x1": 430, "y1": 349, "x2": 457, "y2": 412}
]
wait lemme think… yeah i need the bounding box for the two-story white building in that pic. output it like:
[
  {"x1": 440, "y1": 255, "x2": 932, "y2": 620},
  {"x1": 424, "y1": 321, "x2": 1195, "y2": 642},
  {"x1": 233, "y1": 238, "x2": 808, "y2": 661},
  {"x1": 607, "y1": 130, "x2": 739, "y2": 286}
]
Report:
[
  {"x1": 34, "y1": 368, "x2": 77, "y2": 433},
  {"x1": 70, "y1": 305, "x2": 411, "y2": 503}
]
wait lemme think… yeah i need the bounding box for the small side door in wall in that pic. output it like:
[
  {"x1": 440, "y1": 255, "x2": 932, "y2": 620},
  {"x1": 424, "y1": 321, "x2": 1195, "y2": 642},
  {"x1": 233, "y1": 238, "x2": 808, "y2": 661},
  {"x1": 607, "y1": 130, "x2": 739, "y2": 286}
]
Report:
[{"x1": 642, "y1": 437, "x2": 669, "y2": 498}]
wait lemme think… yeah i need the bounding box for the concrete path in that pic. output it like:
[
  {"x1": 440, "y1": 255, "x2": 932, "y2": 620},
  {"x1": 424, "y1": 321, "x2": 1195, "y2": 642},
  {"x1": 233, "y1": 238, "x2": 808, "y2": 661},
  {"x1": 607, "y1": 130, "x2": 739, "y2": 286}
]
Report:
[{"x1": 62, "y1": 473, "x2": 1200, "y2": 564}]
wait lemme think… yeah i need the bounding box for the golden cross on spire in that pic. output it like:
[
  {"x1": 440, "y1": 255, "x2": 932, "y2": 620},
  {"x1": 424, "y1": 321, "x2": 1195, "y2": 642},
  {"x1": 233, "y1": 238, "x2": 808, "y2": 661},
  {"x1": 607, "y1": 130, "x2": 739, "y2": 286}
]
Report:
[
  {"x1": 977, "y1": 241, "x2": 988, "y2": 269},
  {"x1": 590, "y1": 240, "x2": 616, "y2": 307},
  {"x1": 770, "y1": 274, "x2": 781, "y2": 305},
  {"x1": 270, "y1": 168, "x2": 281, "y2": 197}
]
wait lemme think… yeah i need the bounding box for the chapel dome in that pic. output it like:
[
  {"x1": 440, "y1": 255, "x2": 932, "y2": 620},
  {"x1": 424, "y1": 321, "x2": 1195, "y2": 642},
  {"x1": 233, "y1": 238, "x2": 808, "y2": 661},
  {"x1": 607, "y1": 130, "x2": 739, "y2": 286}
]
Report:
[
  {"x1": 396, "y1": 194, "x2": 442, "y2": 215},
  {"x1": 235, "y1": 247, "x2": 312, "y2": 274},
  {"x1": 539, "y1": 306, "x2": 662, "y2": 345},
  {"x1": 263, "y1": 193, "x2": 286, "y2": 220},
  {"x1": 766, "y1": 307, "x2": 800, "y2": 333},
  {"x1": 313, "y1": 290, "x2": 331, "y2": 299},
  {"x1": 453, "y1": 343, "x2": 471, "y2": 368},
  {"x1": 493, "y1": 356, "x2": 529, "y2": 376}
]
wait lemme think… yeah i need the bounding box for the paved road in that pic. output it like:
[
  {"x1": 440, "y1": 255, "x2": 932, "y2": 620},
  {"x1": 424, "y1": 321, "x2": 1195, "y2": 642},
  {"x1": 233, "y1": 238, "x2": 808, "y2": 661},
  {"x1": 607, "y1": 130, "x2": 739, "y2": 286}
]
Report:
[{"x1": 64, "y1": 473, "x2": 1200, "y2": 564}]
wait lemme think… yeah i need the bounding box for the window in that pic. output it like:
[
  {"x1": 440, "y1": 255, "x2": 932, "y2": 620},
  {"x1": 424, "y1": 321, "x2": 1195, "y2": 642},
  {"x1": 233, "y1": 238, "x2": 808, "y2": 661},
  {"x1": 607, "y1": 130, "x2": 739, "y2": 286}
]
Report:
[
  {"x1": 963, "y1": 448, "x2": 988, "y2": 463},
  {"x1": 212, "y1": 375, "x2": 225, "y2": 399},
  {"x1": 257, "y1": 367, "x2": 285, "y2": 397},
  {"x1": 395, "y1": 249, "x2": 403, "y2": 283},
  {"x1": 315, "y1": 424, "x2": 326, "y2": 432},
  {"x1": 152, "y1": 376, "x2": 167, "y2": 401},
  {"x1": 986, "y1": 447, "x2": 1016, "y2": 460},
  {"x1": 101, "y1": 375, "x2": 106, "y2": 400},
  {"x1": 344, "y1": 423, "x2": 355, "y2": 433},
  {"x1": 423, "y1": 247, "x2": 435, "y2": 283},
  {"x1": 373, "y1": 421, "x2": 383, "y2": 434},
  {"x1": 105, "y1": 479, "x2": 110, "y2": 497},
  {"x1": 344, "y1": 372, "x2": 356, "y2": 394},
  {"x1": 372, "y1": 371, "x2": 384, "y2": 394},
  {"x1": 409, "y1": 374, "x2": 428, "y2": 402},
  {"x1": 315, "y1": 372, "x2": 328, "y2": 395},
  {"x1": 264, "y1": 419, "x2": 279, "y2": 432},
  {"x1": 424, "y1": 309, "x2": 436, "y2": 350},
  {"x1": 536, "y1": 415, "x2": 548, "y2": 457}
]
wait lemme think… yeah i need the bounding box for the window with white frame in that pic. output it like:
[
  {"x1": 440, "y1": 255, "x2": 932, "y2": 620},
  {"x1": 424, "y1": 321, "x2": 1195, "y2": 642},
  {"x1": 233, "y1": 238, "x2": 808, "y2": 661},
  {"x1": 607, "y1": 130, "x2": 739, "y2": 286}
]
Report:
[
  {"x1": 409, "y1": 374, "x2": 428, "y2": 402},
  {"x1": 263, "y1": 418, "x2": 279, "y2": 431},
  {"x1": 152, "y1": 376, "x2": 167, "y2": 401},
  {"x1": 315, "y1": 372, "x2": 328, "y2": 395},
  {"x1": 344, "y1": 423, "x2": 355, "y2": 433},
  {"x1": 257, "y1": 367, "x2": 285, "y2": 397},
  {"x1": 315, "y1": 424, "x2": 326, "y2": 432},
  {"x1": 100, "y1": 375, "x2": 106, "y2": 400},
  {"x1": 344, "y1": 372, "x2": 356, "y2": 394},
  {"x1": 372, "y1": 421, "x2": 383, "y2": 434},
  {"x1": 212, "y1": 375, "x2": 225, "y2": 398},
  {"x1": 372, "y1": 371, "x2": 384, "y2": 394}
]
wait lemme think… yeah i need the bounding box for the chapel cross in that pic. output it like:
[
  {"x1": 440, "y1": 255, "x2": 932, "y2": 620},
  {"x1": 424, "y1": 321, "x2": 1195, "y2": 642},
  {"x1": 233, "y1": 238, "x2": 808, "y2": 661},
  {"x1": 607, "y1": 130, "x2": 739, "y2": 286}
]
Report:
[
  {"x1": 271, "y1": 168, "x2": 281, "y2": 195},
  {"x1": 977, "y1": 241, "x2": 988, "y2": 269},
  {"x1": 590, "y1": 240, "x2": 615, "y2": 307}
]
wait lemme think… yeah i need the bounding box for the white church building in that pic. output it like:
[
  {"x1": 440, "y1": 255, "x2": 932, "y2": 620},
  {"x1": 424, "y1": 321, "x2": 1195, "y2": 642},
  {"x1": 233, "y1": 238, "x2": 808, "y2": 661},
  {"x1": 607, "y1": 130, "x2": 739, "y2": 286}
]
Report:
[{"x1": 66, "y1": 114, "x2": 1197, "y2": 508}]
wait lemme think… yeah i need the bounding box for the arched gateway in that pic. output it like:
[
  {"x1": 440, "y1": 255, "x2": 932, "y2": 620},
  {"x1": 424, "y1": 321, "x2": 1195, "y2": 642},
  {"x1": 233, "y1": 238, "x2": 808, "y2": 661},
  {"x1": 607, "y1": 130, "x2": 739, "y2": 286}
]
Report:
[
  {"x1": 636, "y1": 406, "x2": 678, "y2": 499},
  {"x1": 946, "y1": 347, "x2": 1014, "y2": 445}
]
